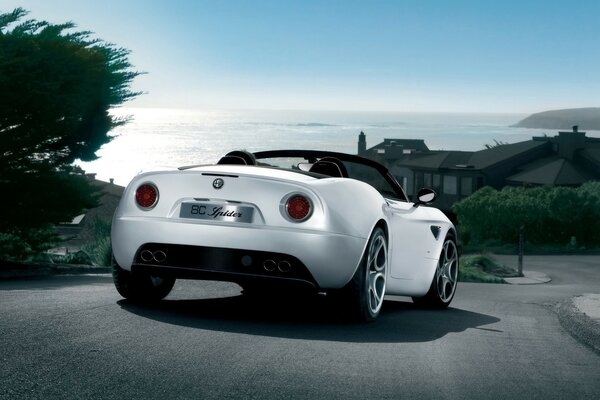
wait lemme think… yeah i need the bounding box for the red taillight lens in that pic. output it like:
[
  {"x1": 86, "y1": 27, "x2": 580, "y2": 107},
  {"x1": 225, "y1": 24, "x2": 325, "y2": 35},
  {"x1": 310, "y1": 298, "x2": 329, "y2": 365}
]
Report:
[
  {"x1": 135, "y1": 184, "x2": 158, "y2": 209},
  {"x1": 286, "y1": 195, "x2": 311, "y2": 221}
]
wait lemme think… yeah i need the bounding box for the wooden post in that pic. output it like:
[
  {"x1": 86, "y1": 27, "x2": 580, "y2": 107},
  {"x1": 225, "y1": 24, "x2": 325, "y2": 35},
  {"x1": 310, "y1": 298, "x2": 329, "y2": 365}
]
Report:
[{"x1": 518, "y1": 225, "x2": 524, "y2": 277}]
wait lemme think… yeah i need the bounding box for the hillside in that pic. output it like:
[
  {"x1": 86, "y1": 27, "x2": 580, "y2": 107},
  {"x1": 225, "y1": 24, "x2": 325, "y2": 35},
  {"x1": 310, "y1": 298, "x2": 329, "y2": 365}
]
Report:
[{"x1": 513, "y1": 108, "x2": 600, "y2": 130}]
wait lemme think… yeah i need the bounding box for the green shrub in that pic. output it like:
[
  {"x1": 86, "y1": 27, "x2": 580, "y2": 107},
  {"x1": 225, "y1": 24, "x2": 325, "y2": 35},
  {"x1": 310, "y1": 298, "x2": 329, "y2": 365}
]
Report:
[
  {"x1": 82, "y1": 218, "x2": 112, "y2": 266},
  {"x1": 459, "y1": 255, "x2": 511, "y2": 283},
  {"x1": 48, "y1": 251, "x2": 93, "y2": 265},
  {"x1": 0, "y1": 226, "x2": 60, "y2": 262},
  {"x1": 453, "y1": 182, "x2": 600, "y2": 247}
]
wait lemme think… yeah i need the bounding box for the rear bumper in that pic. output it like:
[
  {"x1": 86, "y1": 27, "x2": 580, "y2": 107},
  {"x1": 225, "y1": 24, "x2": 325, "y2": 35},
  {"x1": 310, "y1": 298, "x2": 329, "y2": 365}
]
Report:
[
  {"x1": 131, "y1": 243, "x2": 318, "y2": 290},
  {"x1": 112, "y1": 216, "x2": 367, "y2": 289}
]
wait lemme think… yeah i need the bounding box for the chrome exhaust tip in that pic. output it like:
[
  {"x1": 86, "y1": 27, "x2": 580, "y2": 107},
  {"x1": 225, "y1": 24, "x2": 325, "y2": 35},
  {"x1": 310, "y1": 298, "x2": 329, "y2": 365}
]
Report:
[
  {"x1": 263, "y1": 259, "x2": 276, "y2": 272},
  {"x1": 278, "y1": 260, "x2": 291, "y2": 273},
  {"x1": 140, "y1": 250, "x2": 154, "y2": 262},
  {"x1": 153, "y1": 250, "x2": 167, "y2": 263}
]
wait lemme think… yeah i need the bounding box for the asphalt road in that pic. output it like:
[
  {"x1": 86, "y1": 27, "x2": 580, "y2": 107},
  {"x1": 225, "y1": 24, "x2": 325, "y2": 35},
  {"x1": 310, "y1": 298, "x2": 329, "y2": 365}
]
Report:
[{"x1": 1, "y1": 255, "x2": 599, "y2": 400}]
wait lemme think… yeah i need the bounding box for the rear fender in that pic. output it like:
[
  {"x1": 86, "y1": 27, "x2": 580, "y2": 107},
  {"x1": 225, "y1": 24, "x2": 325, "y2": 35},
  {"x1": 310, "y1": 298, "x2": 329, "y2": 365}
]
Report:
[{"x1": 310, "y1": 178, "x2": 388, "y2": 239}]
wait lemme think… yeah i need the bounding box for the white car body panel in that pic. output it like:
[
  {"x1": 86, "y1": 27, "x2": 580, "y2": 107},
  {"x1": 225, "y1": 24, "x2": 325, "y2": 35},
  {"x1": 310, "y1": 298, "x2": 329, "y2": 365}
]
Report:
[
  {"x1": 385, "y1": 200, "x2": 453, "y2": 296},
  {"x1": 112, "y1": 153, "x2": 455, "y2": 296}
]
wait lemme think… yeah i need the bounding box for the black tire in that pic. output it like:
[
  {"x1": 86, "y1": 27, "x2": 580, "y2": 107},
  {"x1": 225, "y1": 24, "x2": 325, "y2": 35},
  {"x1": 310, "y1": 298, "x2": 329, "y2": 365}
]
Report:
[
  {"x1": 412, "y1": 233, "x2": 458, "y2": 308},
  {"x1": 240, "y1": 282, "x2": 311, "y2": 300},
  {"x1": 239, "y1": 283, "x2": 272, "y2": 299},
  {"x1": 340, "y1": 227, "x2": 388, "y2": 322},
  {"x1": 112, "y1": 259, "x2": 175, "y2": 302}
]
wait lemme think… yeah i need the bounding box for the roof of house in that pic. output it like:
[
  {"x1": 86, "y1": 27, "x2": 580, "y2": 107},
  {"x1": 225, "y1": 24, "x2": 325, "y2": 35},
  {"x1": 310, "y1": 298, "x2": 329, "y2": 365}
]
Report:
[
  {"x1": 467, "y1": 140, "x2": 550, "y2": 169},
  {"x1": 580, "y1": 148, "x2": 600, "y2": 166},
  {"x1": 55, "y1": 178, "x2": 125, "y2": 251},
  {"x1": 506, "y1": 156, "x2": 596, "y2": 186},
  {"x1": 393, "y1": 139, "x2": 559, "y2": 173},
  {"x1": 92, "y1": 179, "x2": 125, "y2": 198},
  {"x1": 368, "y1": 138, "x2": 430, "y2": 153},
  {"x1": 396, "y1": 151, "x2": 473, "y2": 170},
  {"x1": 368, "y1": 128, "x2": 600, "y2": 189}
]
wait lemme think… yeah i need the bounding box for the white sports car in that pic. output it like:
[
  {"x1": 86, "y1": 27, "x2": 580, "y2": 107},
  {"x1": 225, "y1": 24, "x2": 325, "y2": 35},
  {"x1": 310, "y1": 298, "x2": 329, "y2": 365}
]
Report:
[{"x1": 111, "y1": 150, "x2": 458, "y2": 321}]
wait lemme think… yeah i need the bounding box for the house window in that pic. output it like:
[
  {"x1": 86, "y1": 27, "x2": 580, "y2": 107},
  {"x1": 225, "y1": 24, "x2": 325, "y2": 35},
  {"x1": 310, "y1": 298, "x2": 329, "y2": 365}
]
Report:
[
  {"x1": 395, "y1": 175, "x2": 408, "y2": 190},
  {"x1": 443, "y1": 175, "x2": 457, "y2": 195},
  {"x1": 461, "y1": 177, "x2": 473, "y2": 196},
  {"x1": 476, "y1": 177, "x2": 484, "y2": 189},
  {"x1": 433, "y1": 174, "x2": 441, "y2": 191},
  {"x1": 424, "y1": 173, "x2": 432, "y2": 187},
  {"x1": 415, "y1": 172, "x2": 424, "y2": 192}
]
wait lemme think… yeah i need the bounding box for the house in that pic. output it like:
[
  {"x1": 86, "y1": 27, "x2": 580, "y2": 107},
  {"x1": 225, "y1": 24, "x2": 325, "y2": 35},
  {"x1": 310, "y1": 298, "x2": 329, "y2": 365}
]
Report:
[
  {"x1": 52, "y1": 175, "x2": 124, "y2": 254},
  {"x1": 359, "y1": 126, "x2": 600, "y2": 212}
]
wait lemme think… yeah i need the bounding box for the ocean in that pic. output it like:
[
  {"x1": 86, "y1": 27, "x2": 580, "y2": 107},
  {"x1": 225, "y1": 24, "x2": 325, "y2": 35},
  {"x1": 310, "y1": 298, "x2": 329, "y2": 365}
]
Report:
[{"x1": 77, "y1": 108, "x2": 600, "y2": 186}]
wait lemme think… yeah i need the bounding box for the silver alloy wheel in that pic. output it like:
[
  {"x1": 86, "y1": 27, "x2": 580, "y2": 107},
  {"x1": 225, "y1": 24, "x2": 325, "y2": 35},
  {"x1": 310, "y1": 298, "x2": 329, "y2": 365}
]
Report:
[
  {"x1": 436, "y1": 239, "x2": 458, "y2": 303},
  {"x1": 367, "y1": 231, "x2": 387, "y2": 315}
]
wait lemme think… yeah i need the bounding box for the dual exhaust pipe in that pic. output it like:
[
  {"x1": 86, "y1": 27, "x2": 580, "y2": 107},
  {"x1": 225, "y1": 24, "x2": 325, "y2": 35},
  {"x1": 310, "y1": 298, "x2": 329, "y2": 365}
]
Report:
[
  {"x1": 140, "y1": 249, "x2": 167, "y2": 263},
  {"x1": 263, "y1": 259, "x2": 291, "y2": 273},
  {"x1": 140, "y1": 249, "x2": 291, "y2": 274}
]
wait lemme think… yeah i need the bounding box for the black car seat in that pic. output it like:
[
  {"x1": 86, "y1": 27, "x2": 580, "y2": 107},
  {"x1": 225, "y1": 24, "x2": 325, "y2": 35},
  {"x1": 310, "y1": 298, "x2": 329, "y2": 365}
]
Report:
[
  {"x1": 309, "y1": 157, "x2": 348, "y2": 177},
  {"x1": 217, "y1": 150, "x2": 257, "y2": 165}
]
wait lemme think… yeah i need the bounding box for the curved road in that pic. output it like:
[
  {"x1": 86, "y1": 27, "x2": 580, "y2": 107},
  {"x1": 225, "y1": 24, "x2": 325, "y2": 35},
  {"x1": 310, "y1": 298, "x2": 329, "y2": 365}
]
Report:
[{"x1": 1, "y1": 255, "x2": 599, "y2": 399}]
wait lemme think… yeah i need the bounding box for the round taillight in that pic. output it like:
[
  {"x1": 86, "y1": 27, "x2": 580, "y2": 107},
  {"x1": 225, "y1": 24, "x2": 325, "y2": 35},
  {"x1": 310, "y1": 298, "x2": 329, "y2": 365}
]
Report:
[
  {"x1": 135, "y1": 183, "x2": 159, "y2": 209},
  {"x1": 286, "y1": 195, "x2": 312, "y2": 221}
]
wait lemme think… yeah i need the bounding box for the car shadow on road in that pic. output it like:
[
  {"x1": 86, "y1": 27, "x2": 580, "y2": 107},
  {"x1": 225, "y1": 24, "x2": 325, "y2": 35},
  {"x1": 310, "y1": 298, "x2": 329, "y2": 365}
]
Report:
[{"x1": 117, "y1": 294, "x2": 500, "y2": 343}]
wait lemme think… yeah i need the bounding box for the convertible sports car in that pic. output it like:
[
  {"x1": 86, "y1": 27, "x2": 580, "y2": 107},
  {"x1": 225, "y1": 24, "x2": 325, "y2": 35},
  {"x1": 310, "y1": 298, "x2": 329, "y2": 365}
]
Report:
[{"x1": 111, "y1": 149, "x2": 458, "y2": 321}]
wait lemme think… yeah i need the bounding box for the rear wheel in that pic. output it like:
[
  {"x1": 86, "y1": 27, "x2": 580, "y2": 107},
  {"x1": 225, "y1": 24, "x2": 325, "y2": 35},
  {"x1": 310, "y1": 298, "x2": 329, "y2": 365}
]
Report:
[
  {"x1": 239, "y1": 283, "x2": 277, "y2": 299},
  {"x1": 341, "y1": 227, "x2": 387, "y2": 322},
  {"x1": 112, "y1": 259, "x2": 175, "y2": 302},
  {"x1": 412, "y1": 234, "x2": 458, "y2": 308}
]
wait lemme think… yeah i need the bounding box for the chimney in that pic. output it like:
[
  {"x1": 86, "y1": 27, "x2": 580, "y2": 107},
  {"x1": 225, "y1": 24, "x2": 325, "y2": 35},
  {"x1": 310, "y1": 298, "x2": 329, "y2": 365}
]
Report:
[
  {"x1": 358, "y1": 131, "x2": 367, "y2": 155},
  {"x1": 557, "y1": 126, "x2": 586, "y2": 160},
  {"x1": 109, "y1": 178, "x2": 114, "y2": 184}
]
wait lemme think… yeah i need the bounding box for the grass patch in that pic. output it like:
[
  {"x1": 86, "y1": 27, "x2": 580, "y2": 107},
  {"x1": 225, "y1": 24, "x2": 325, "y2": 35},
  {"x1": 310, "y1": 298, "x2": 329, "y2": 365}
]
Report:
[{"x1": 459, "y1": 255, "x2": 517, "y2": 283}]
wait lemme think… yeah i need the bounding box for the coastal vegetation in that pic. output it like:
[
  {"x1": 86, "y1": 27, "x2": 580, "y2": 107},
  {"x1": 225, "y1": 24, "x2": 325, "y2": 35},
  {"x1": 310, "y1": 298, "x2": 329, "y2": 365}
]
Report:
[
  {"x1": 453, "y1": 182, "x2": 600, "y2": 251},
  {"x1": 0, "y1": 8, "x2": 141, "y2": 261},
  {"x1": 458, "y1": 255, "x2": 511, "y2": 283},
  {"x1": 513, "y1": 107, "x2": 600, "y2": 130},
  {"x1": 82, "y1": 218, "x2": 113, "y2": 266}
]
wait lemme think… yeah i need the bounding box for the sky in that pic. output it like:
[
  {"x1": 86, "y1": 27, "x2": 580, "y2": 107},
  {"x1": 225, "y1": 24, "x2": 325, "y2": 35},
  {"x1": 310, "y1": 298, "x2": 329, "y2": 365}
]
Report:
[{"x1": 2, "y1": 0, "x2": 600, "y2": 113}]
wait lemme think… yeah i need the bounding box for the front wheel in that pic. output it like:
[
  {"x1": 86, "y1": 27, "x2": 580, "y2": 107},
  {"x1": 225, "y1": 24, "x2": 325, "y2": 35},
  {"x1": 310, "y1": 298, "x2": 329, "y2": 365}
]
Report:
[
  {"x1": 340, "y1": 227, "x2": 388, "y2": 322},
  {"x1": 112, "y1": 260, "x2": 175, "y2": 303},
  {"x1": 412, "y1": 234, "x2": 458, "y2": 308}
]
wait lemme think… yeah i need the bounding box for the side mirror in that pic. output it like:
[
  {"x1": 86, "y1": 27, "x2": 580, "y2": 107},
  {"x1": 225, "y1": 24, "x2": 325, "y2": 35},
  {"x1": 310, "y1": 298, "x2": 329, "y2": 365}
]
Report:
[{"x1": 414, "y1": 188, "x2": 437, "y2": 207}]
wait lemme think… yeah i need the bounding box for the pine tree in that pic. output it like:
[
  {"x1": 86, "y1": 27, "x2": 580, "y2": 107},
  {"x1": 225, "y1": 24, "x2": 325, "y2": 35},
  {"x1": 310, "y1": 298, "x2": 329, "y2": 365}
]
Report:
[{"x1": 0, "y1": 8, "x2": 142, "y2": 259}]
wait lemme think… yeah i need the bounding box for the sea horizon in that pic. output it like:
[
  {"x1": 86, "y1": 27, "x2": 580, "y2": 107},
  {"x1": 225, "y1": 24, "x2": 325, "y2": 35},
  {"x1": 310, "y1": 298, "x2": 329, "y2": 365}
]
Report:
[{"x1": 77, "y1": 107, "x2": 600, "y2": 186}]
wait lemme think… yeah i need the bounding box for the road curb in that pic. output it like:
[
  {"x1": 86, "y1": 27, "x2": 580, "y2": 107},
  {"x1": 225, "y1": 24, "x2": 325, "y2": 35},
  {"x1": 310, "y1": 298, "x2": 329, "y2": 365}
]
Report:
[
  {"x1": 503, "y1": 270, "x2": 551, "y2": 285},
  {"x1": 0, "y1": 263, "x2": 111, "y2": 279},
  {"x1": 557, "y1": 295, "x2": 600, "y2": 354}
]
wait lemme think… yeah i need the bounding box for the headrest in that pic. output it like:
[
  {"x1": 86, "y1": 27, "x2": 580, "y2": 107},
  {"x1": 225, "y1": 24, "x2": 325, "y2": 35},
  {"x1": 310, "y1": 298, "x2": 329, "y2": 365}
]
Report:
[
  {"x1": 217, "y1": 150, "x2": 256, "y2": 165},
  {"x1": 309, "y1": 157, "x2": 348, "y2": 177}
]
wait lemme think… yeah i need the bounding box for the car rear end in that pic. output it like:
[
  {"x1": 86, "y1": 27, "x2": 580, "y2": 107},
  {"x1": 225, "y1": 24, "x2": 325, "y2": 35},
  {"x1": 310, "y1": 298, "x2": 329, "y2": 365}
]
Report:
[{"x1": 111, "y1": 165, "x2": 368, "y2": 290}]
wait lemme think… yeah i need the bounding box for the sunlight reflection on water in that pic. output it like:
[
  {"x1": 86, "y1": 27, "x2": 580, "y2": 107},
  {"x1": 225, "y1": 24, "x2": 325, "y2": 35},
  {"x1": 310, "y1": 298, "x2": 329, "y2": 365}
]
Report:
[{"x1": 76, "y1": 107, "x2": 598, "y2": 186}]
